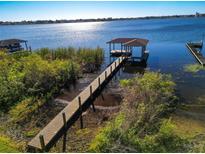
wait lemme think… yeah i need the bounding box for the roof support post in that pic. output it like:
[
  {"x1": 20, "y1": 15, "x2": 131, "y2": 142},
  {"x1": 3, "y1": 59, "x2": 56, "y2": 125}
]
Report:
[
  {"x1": 109, "y1": 43, "x2": 111, "y2": 55},
  {"x1": 25, "y1": 42, "x2": 28, "y2": 50},
  {"x1": 29, "y1": 46, "x2": 32, "y2": 52},
  {"x1": 142, "y1": 46, "x2": 146, "y2": 55},
  {"x1": 141, "y1": 46, "x2": 145, "y2": 60}
]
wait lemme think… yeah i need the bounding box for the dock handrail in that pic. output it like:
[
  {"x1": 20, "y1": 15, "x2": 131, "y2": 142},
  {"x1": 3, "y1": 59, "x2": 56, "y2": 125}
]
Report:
[{"x1": 27, "y1": 56, "x2": 126, "y2": 152}]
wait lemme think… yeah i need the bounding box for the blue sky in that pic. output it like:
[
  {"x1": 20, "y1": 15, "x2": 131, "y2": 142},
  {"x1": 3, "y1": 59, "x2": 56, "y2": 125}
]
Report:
[{"x1": 0, "y1": 1, "x2": 205, "y2": 21}]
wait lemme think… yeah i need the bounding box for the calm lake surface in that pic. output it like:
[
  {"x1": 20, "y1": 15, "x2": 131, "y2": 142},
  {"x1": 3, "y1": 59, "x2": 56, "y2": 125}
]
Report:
[{"x1": 1, "y1": 17, "x2": 205, "y2": 109}]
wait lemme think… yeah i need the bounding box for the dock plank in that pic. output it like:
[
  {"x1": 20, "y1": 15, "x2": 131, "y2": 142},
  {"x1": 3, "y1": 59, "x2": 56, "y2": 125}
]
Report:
[
  {"x1": 186, "y1": 43, "x2": 205, "y2": 65},
  {"x1": 27, "y1": 57, "x2": 125, "y2": 151}
]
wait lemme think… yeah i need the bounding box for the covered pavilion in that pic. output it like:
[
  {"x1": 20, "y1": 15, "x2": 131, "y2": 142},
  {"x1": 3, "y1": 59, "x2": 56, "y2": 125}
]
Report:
[{"x1": 107, "y1": 38, "x2": 149, "y2": 58}]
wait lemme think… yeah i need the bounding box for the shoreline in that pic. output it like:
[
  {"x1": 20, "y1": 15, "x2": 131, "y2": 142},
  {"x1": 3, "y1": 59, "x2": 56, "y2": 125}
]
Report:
[{"x1": 1, "y1": 14, "x2": 205, "y2": 26}]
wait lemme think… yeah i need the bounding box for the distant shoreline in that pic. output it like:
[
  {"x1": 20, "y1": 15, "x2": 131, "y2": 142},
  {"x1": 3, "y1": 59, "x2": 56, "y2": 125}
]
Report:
[{"x1": 1, "y1": 13, "x2": 205, "y2": 26}]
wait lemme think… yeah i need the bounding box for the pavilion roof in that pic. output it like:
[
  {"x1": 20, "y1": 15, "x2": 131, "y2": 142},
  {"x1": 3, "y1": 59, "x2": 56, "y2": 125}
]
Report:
[
  {"x1": 107, "y1": 38, "x2": 136, "y2": 44},
  {"x1": 124, "y1": 38, "x2": 149, "y2": 47},
  {"x1": 107, "y1": 38, "x2": 149, "y2": 46}
]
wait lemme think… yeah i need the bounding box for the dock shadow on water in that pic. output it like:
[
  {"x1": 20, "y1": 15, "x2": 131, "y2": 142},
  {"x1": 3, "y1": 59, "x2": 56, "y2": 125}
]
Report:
[{"x1": 123, "y1": 59, "x2": 147, "y2": 74}]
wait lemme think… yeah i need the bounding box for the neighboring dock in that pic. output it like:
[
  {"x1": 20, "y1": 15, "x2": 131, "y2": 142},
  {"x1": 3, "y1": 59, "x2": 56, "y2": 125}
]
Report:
[
  {"x1": 0, "y1": 39, "x2": 31, "y2": 53},
  {"x1": 27, "y1": 56, "x2": 126, "y2": 152},
  {"x1": 186, "y1": 42, "x2": 205, "y2": 65}
]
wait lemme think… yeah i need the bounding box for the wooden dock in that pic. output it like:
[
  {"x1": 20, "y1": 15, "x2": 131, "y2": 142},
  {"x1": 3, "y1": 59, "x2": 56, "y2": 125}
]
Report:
[
  {"x1": 27, "y1": 56, "x2": 126, "y2": 152},
  {"x1": 186, "y1": 43, "x2": 205, "y2": 65}
]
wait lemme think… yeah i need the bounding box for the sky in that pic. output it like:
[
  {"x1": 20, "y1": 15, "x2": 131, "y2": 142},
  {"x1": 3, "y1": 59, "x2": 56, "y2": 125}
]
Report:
[{"x1": 0, "y1": 1, "x2": 205, "y2": 22}]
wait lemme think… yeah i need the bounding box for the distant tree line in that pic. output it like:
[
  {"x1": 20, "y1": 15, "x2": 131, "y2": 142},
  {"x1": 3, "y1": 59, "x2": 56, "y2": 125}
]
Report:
[{"x1": 0, "y1": 13, "x2": 205, "y2": 25}]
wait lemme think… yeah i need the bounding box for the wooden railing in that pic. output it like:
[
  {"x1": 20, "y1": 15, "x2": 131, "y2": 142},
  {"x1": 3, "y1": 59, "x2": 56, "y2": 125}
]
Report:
[{"x1": 27, "y1": 56, "x2": 126, "y2": 152}]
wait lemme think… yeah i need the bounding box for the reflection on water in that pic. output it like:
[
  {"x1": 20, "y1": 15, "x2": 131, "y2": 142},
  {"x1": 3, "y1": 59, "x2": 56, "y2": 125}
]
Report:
[
  {"x1": 63, "y1": 22, "x2": 105, "y2": 31},
  {"x1": 122, "y1": 58, "x2": 148, "y2": 74}
]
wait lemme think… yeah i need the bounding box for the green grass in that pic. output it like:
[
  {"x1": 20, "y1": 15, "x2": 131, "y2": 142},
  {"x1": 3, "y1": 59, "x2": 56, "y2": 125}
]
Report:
[
  {"x1": 35, "y1": 47, "x2": 104, "y2": 66},
  {"x1": 24, "y1": 128, "x2": 40, "y2": 138},
  {"x1": 184, "y1": 64, "x2": 205, "y2": 73},
  {"x1": 0, "y1": 135, "x2": 19, "y2": 153}
]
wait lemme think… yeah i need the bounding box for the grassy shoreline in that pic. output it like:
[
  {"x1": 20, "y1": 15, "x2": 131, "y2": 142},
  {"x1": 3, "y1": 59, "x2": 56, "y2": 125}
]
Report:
[
  {"x1": 0, "y1": 47, "x2": 104, "y2": 152},
  {"x1": 88, "y1": 71, "x2": 205, "y2": 153},
  {"x1": 1, "y1": 48, "x2": 205, "y2": 152}
]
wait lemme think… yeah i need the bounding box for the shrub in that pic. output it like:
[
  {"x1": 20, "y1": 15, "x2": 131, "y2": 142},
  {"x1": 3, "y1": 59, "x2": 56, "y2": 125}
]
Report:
[
  {"x1": 89, "y1": 71, "x2": 184, "y2": 152},
  {"x1": 0, "y1": 53, "x2": 25, "y2": 111},
  {"x1": 0, "y1": 53, "x2": 81, "y2": 112},
  {"x1": 89, "y1": 113, "x2": 125, "y2": 152},
  {"x1": 20, "y1": 54, "x2": 79, "y2": 97},
  {"x1": 137, "y1": 119, "x2": 189, "y2": 153},
  {"x1": 9, "y1": 97, "x2": 45, "y2": 123},
  {"x1": 11, "y1": 50, "x2": 31, "y2": 60},
  {"x1": 0, "y1": 47, "x2": 104, "y2": 151},
  {"x1": 0, "y1": 47, "x2": 103, "y2": 115},
  {"x1": 0, "y1": 135, "x2": 20, "y2": 152}
]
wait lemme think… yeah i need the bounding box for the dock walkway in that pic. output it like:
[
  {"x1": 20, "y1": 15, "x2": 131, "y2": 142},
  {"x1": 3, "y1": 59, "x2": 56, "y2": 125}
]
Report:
[
  {"x1": 186, "y1": 43, "x2": 205, "y2": 65},
  {"x1": 27, "y1": 56, "x2": 126, "y2": 152}
]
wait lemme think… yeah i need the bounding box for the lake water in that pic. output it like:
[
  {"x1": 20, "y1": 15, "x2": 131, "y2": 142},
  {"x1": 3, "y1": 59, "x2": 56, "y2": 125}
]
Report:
[{"x1": 1, "y1": 17, "x2": 205, "y2": 124}]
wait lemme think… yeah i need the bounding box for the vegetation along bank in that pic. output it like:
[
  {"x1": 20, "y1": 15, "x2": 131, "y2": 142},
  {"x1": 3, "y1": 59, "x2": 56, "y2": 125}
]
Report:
[
  {"x1": 89, "y1": 71, "x2": 205, "y2": 152},
  {"x1": 0, "y1": 47, "x2": 103, "y2": 152},
  {"x1": 1, "y1": 47, "x2": 205, "y2": 152}
]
